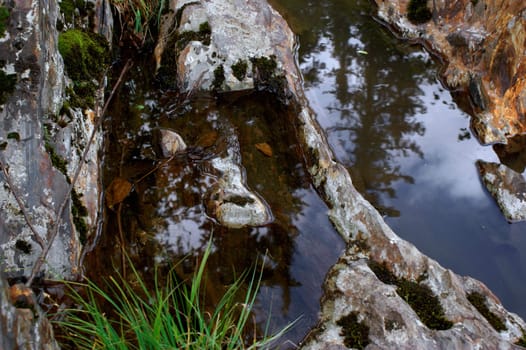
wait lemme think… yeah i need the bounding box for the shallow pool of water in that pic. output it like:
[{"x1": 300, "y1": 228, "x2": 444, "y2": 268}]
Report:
[
  {"x1": 86, "y1": 55, "x2": 345, "y2": 346},
  {"x1": 271, "y1": 0, "x2": 526, "y2": 320}
]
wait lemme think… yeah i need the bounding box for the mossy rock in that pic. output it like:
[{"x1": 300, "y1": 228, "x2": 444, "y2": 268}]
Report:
[
  {"x1": 58, "y1": 29, "x2": 110, "y2": 83},
  {"x1": 407, "y1": 0, "x2": 433, "y2": 24}
]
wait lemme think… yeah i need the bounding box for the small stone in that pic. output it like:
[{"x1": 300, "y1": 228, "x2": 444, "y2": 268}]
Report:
[{"x1": 156, "y1": 128, "x2": 187, "y2": 158}]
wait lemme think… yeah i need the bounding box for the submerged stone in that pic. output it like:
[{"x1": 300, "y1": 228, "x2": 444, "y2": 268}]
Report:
[{"x1": 154, "y1": 128, "x2": 188, "y2": 158}]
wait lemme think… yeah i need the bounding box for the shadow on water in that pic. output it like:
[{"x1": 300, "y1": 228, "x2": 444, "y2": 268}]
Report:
[
  {"x1": 271, "y1": 0, "x2": 526, "y2": 320},
  {"x1": 84, "y1": 54, "x2": 344, "y2": 347}
]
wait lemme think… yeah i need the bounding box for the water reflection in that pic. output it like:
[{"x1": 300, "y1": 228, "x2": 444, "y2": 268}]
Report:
[
  {"x1": 271, "y1": 0, "x2": 526, "y2": 321},
  {"x1": 272, "y1": 0, "x2": 433, "y2": 216},
  {"x1": 86, "y1": 56, "x2": 344, "y2": 347}
]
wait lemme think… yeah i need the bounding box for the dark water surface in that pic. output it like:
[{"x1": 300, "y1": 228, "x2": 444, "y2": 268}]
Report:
[
  {"x1": 88, "y1": 59, "x2": 344, "y2": 345},
  {"x1": 270, "y1": 0, "x2": 526, "y2": 321}
]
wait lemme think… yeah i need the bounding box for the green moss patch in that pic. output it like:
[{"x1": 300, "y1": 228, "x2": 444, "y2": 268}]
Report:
[
  {"x1": 407, "y1": 0, "x2": 432, "y2": 24},
  {"x1": 43, "y1": 124, "x2": 69, "y2": 177},
  {"x1": 58, "y1": 29, "x2": 109, "y2": 82},
  {"x1": 336, "y1": 312, "x2": 370, "y2": 349},
  {"x1": 368, "y1": 260, "x2": 453, "y2": 330},
  {"x1": 0, "y1": 5, "x2": 9, "y2": 37},
  {"x1": 71, "y1": 190, "x2": 88, "y2": 244},
  {"x1": 212, "y1": 64, "x2": 225, "y2": 90},
  {"x1": 176, "y1": 21, "x2": 212, "y2": 50},
  {"x1": 467, "y1": 292, "x2": 507, "y2": 332},
  {"x1": 250, "y1": 55, "x2": 288, "y2": 99},
  {"x1": 58, "y1": 29, "x2": 110, "y2": 108},
  {"x1": 516, "y1": 332, "x2": 526, "y2": 347},
  {"x1": 0, "y1": 69, "x2": 17, "y2": 105},
  {"x1": 232, "y1": 59, "x2": 248, "y2": 81}
]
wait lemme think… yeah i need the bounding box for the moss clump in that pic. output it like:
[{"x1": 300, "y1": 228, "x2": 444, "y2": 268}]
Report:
[
  {"x1": 7, "y1": 132, "x2": 20, "y2": 141},
  {"x1": 516, "y1": 332, "x2": 526, "y2": 347},
  {"x1": 71, "y1": 190, "x2": 89, "y2": 244},
  {"x1": 368, "y1": 260, "x2": 453, "y2": 330},
  {"x1": 58, "y1": 29, "x2": 109, "y2": 108},
  {"x1": 407, "y1": 0, "x2": 432, "y2": 24},
  {"x1": 467, "y1": 292, "x2": 507, "y2": 332},
  {"x1": 232, "y1": 59, "x2": 248, "y2": 81},
  {"x1": 0, "y1": 5, "x2": 9, "y2": 37},
  {"x1": 0, "y1": 69, "x2": 17, "y2": 105},
  {"x1": 58, "y1": 29, "x2": 109, "y2": 82},
  {"x1": 336, "y1": 312, "x2": 370, "y2": 349},
  {"x1": 250, "y1": 55, "x2": 288, "y2": 99},
  {"x1": 176, "y1": 21, "x2": 212, "y2": 50},
  {"x1": 212, "y1": 64, "x2": 225, "y2": 90}
]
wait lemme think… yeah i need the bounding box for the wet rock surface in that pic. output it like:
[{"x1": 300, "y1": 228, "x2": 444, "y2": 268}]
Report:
[
  {"x1": 477, "y1": 161, "x2": 526, "y2": 223},
  {"x1": 372, "y1": 0, "x2": 526, "y2": 145},
  {"x1": 165, "y1": 0, "x2": 526, "y2": 348}
]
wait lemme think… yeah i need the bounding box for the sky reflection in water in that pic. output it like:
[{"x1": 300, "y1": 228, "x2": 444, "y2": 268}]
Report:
[{"x1": 271, "y1": 0, "x2": 526, "y2": 320}]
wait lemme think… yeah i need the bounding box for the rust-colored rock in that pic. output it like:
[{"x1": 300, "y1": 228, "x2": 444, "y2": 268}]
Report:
[{"x1": 374, "y1": 0, "x2": 526, "y2": 145}]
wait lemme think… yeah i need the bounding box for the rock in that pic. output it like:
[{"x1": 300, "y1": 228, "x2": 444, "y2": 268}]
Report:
[
  {"x1": 0, "y1": 0, "x2": 110, "y2": 278},
  {"x1": 155, "y1": 0, "x2": 298, "y2": 101},
  {"x1": 155, "y1": 128, "x2": 188, "y2": 158},
  {"x1": 373, "y1": 0, "x2": 526, "y2": 145},
  {"x1": 477, "y1": 161, "x2": 526, "y2": 222},
  {"x1": 165, "y1": 0, "x2": 526, "y2": 347},
  {"x1": 206, "y1": 121, "x2": 273, "y2": 229},
  {"x1": 0, "y1": 276, "x2": 60, "y2": 350}
]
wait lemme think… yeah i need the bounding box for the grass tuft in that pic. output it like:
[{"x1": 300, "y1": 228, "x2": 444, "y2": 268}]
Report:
[{"x1": 54, "y1": 243, "x2": 293, "y2": 349}]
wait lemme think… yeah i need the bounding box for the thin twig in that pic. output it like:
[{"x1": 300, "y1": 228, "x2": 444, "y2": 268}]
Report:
[
  {"x1": 134, "y1": 153, "x2": 176, "y2": 184},
  {"x1": 26, "y1": 60, "x2": 134, "y2": 287},
  {"x1": 0, "y1": 161, "x2": 46, "y2": 248},
  {"x1": 116, "y1": 202, "x2": 126, "y2": 278}
]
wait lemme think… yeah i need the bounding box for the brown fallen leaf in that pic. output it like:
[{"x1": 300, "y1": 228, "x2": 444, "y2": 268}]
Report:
[
  {"x1": 105, "y1": 177, "x2": 132, "y2": 209},
  {"x1": 196, "y1": 130, "x2": 218, "y2": 148},
  {"x1": 255, "y1": 142, "x2": 273, "y2": 157}
]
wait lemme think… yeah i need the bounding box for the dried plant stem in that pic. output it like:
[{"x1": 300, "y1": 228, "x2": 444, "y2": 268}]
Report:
[
  {"x1": 26, "y1": 60, "x2": 133, "y2": 287},
  {"x1": 0, "y1": 161, "x2": 46, "y2": 248}
]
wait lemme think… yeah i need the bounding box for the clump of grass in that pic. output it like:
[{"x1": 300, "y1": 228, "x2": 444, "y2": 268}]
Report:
[
  {"x1": 55, "y1": 244, "x2": 293, "y2": 349},
  {"x1": 112, "y1": 0, "x2": 166, "y2": 41}
]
